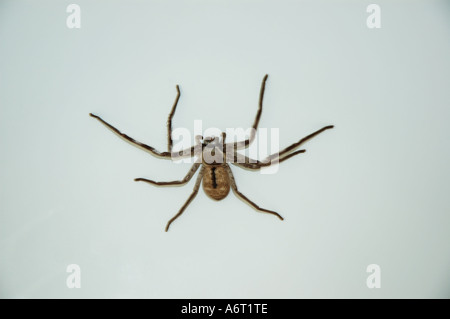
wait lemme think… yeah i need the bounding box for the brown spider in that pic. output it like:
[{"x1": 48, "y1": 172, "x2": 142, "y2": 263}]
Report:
[{"x1": 90, "y1": 74, "x2": 333, "y2": 231}]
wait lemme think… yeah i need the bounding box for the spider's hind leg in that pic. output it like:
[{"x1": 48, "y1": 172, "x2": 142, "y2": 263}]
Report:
[
  {"x1": 165, "y1": 166, "x2": 205, "y2": 232},
  {"x1": 224, "y1": 165, "x2": 283, "y2": 220}
]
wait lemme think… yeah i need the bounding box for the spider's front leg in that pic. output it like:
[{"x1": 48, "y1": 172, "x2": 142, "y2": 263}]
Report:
[
  {"x1": 229, "y1": 150, "x2": 306, "y2": 169},
  {"x1": 229, "y1": 74, "x2": 268, "y2": 151},
  {"x1": 90, "y1": 113, "x2": 172, "y2": 158},
  {"x1": 230, "y1": 125, "x2": 334, "y2": 170},
  {"x1": 167, "y1": 85, "x2": 180, "y2": 153},
  {"x1": 90, "y1": 82, "x2": 194, "y2": 159},
  {"x1": 89, "y1": 113, "x2": 196, "y2": 159}
]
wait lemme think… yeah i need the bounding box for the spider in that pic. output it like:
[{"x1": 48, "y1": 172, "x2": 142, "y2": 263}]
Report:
[{"x1": 89, "y1": 74, "x2": 333, "y2": 231}]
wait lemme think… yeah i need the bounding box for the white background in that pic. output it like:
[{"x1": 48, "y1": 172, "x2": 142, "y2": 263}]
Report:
[{"x1": 1, "y1": 0, "x2": 449, "y2": 298}]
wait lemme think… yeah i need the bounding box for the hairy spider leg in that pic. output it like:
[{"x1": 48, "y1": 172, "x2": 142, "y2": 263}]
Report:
[
  {"x1": 165, "y1": 166, "x2": 205, "y2": 231},
  {"x1": 225, "y1": 165, "x2": 283, "y2": 220}
]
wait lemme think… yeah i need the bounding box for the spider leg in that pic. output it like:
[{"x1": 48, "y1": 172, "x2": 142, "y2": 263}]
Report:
[
  {"x1": 89, "y1": 113, "x2": 195, "y2": 159},
  {"x1": 167, "y1": 85, "x2": 181, "y2": 152},
  {"x1": 226, "y1": 74, "x2": 268, "y2": 151},
  {"x1": 229, "y1": 125, "x2": 333, "y2": 169},
  {"x1": 225, "y1": 165, "x2": 283, "y2": 220},
  {"x1": 231, "y1": 150, "x2": 306, "y2": 170},
  {"x1": 274, "y1": 125, "x2": 334, "y2": 160},
  {"x1": 165, "y1": 166, "x2": 205, "y2": 232},
  {"x1": 134, "y1": 163, "x2": 201, "y2": 186}
]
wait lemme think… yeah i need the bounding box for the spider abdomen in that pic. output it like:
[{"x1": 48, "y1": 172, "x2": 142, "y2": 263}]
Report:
[{"x1": 202, "y1": 164, "x2": 230, "y2": 201}]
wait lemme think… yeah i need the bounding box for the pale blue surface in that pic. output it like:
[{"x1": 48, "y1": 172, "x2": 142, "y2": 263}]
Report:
[{"x1": 0, "y1": 0, "x2": 449, "y2": 298}]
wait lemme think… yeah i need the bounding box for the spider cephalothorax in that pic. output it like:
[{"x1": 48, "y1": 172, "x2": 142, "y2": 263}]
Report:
[{"x1": 90, "y1": 74, "x2": 333, "y2": 231}]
